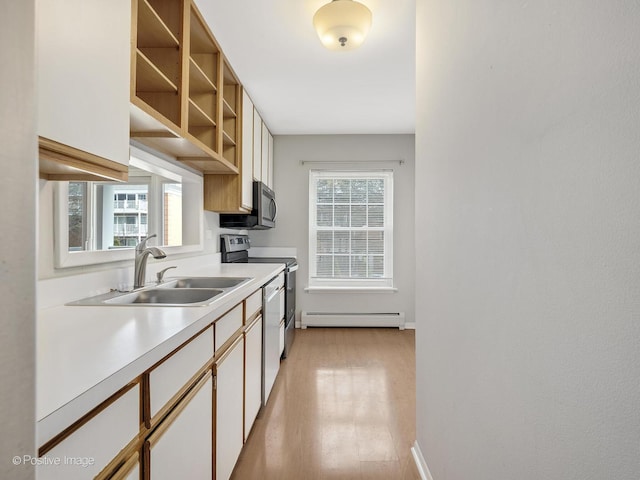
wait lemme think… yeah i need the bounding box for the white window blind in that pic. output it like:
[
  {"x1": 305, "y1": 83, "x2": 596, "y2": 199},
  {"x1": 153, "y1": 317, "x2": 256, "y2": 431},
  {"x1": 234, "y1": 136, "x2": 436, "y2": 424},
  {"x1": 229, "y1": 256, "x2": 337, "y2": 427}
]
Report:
[{"x1": 309, "y1": 170, "x2": 393, "y2": 288}]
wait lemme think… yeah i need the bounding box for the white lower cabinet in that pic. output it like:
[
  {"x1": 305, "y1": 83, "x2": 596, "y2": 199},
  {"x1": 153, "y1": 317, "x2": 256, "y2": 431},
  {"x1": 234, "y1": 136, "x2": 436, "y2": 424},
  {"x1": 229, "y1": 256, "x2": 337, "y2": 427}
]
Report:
[
  {"x1": 37, "y1": 384, "x2": 139, "y2": 480},
  {"x1": 214, "y1": 335, "x2": 245, "y2": 480},
  {"x1": 244, "y1": 315, "x2": 263, "y2": 441},
  {"x1": 147, "y1": 372, "x2": 213, "y2": 480},
  {"x1": 39, "y1": 287, "x2": 272, "y2": 480}
]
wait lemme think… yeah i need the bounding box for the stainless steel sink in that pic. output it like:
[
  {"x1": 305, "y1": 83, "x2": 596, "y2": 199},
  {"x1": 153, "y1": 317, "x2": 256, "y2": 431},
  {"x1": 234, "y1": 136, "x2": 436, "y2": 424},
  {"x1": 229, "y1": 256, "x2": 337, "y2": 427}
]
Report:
[
  {"x1": 104, "y1": 288, "x2": 223, "y2": 306},
  {"x1": 66, "y1": 275, "x2": 253, "y2": 307},
  {"x1": 162, "y1": 277, "x2": 250, "y2": 289}
]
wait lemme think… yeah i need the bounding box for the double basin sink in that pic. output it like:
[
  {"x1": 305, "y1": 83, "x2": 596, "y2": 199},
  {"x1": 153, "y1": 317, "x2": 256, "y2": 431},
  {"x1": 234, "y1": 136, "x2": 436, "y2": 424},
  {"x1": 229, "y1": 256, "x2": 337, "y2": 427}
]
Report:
[{"x1": 67, "y1": 277, "x2": 251, "y2": 307}]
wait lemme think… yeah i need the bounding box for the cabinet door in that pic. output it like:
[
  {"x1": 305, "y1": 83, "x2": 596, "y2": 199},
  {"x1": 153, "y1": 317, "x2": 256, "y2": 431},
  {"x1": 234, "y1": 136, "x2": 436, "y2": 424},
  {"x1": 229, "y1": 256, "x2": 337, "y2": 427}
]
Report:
[
  {"x1": 37, "y1": 384, "x2": 139, "y2": 480},
  {"x1": 261, "y1": 123, "x2": 270, "y2": 187},
  {"x1": 147, "y1": 373, "x2": 213, "y2": 480},
  {"x1": 241, "y1": 91, "x2": 254, "y2": 210},
  {"x1": 253, "y1": 109, "x2": 262, "y2": 181},
  {"x1": 268, "y1": 131, "x2": 274, "y2": 190},
  {"x1": 149, "y1": 326, "x2": 213, "y2": 424},
  {"x1": 37, "y1": 0, "x2": 130, "y2": 167},
  {"x1": 244, "y1": 316, "x2": 263, "y2": 441},
  {"x1": 215, "y1": 335, "x2": 244, "y2": 480},
  {"x1": 215, "y1": 304, "x2": 243, "y2": 351}
]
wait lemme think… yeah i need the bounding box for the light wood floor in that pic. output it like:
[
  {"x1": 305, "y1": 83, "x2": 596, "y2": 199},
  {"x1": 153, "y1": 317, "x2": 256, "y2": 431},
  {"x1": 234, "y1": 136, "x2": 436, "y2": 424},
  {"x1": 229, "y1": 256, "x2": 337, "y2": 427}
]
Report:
[{"x1": 231, "y1": 328, "x2": 420, "y2": 480}]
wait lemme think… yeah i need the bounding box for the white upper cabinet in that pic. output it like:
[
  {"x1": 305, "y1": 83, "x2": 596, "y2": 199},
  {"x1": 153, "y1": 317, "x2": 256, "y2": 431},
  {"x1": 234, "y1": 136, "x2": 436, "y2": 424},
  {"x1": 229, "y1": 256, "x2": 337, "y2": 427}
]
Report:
[
  {"x1": 241, "y1": 90, "x2": 254, "y2": 210},
  {"x1": 268, "y1": 129, "x2": 274, "y2": 189},
  {"x1": 37, "y1": 0, "x2": 130, "y2": 172},
  {"x1": 253, "y1": 108, "x2": 263, "y2": 181},
  {"x1": 261, "y1": 122, "x2": 270, "y2": 188},
  {"x1": 257, "y1": 122, "x2": 274, "y2": 190}
]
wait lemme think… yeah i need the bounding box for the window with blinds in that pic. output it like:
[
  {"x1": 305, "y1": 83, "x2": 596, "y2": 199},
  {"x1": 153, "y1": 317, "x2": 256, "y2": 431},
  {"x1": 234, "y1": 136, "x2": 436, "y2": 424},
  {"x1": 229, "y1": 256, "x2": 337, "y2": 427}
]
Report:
[{"x1": 309, "y1": 170, "x2": 393, "y2": 288}]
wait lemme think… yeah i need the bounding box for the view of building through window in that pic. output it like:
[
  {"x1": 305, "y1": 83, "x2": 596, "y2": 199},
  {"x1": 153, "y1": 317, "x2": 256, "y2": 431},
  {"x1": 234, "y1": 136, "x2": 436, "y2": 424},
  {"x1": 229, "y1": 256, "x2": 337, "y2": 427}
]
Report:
[
  {"x1": 113, "y1": 187, "x2": 148, "y2": 247},
  {"x1": 68, "y1": 179, "x2": 182, "y2": 251}
]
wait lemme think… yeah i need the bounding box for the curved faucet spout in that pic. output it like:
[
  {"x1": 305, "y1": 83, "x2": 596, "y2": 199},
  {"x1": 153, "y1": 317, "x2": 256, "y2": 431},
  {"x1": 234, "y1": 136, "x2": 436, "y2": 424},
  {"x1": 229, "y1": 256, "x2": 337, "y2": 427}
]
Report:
[{"x1": 134, "y1": 235, "x2": 167, "y2": 289}]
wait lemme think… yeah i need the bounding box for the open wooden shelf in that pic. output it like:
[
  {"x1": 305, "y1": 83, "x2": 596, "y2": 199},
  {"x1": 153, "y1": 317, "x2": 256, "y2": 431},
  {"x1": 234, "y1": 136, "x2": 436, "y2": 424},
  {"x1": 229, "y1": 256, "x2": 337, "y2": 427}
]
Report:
[
  {"x1": 137, "y1": 0, "x2": 179, "y2": 47},
  {"x1": 187, "y1": 127, "x2": 217, "y2": 152},
  {"x1": 222, "y1": 129, "x2": 236, "y2": 146},
  {"x1": 146, "y1": 0, "x2": 182, "y2": 40},
  {"x1": 131, "y1": 0, "x2": 243, "y2": 176},
  {"x1": 190, "y1": 5, "x2": 219, "y2": 53},
  {"x1": 189, "y1": 57, "x2": 217, "y2": 93},
  {"x1": 189, "y1": 99, "x2": 215, "y2": 127},
  {"x1": 136, "y1": 50, "x2": 178, "y2": 92},
  {"x1": 222, "y1": 144, "x2": 237, "y2": 166},
  {"x1": 222, "y1": 99, "x2": 236, "y2": 118}
]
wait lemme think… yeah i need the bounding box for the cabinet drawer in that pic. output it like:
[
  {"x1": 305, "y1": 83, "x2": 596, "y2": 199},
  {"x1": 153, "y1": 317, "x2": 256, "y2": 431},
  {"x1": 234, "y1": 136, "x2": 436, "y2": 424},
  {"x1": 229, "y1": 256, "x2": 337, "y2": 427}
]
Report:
[
  {"x1": 38, "y1": 384, "x2": 139, "y2": 480},
  {"x1": 245, "y1": 289, "x2": 262, "y2": 321},
  {"x1": 215, "y1": 304, "x2": 243, "y2": 351},
  {"x1": 149, "y1": 326, "x2": 213, "y2": 421}
]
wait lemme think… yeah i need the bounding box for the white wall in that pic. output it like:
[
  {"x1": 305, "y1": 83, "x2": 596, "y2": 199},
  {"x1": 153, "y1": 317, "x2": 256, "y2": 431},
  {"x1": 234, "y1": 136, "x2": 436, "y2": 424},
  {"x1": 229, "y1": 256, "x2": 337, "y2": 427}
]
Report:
[
  {"x1": 250, "y1": 134, "x2": 415, "y2": 325},
  {"x1": 415, "y1": 1, "x2": 640, "y2": 479},
  {"x1": 0, "y1": 1, "x2": 36, "y2": 478}
]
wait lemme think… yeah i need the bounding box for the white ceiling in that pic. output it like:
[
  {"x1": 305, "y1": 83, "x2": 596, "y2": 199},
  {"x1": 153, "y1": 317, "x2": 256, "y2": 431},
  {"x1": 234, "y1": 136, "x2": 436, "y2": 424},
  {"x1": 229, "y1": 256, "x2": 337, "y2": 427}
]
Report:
[{"x1": 196, "y1": 0, "x2": 416, "y2": 135}]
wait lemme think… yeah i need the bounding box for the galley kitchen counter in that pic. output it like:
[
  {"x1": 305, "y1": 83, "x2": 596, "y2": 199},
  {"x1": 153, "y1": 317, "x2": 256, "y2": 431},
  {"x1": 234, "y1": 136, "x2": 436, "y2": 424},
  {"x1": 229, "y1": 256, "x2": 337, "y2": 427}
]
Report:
[{"x1": 37, "y1": 262, "x2": 284, "y2": 447}]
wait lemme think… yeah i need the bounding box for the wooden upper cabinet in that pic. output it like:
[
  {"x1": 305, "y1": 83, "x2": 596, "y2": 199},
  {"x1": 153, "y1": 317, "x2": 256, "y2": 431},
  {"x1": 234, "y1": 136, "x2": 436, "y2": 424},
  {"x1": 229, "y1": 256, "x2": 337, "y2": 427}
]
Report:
[
  {"x1": 130, "y1": 0, "x2": 240, "y2": 174},
  {"x1": 203, "y1": 88, "x2": 253, "y2": 213},
  {"x1": 37, "y1": 0, "x2": 130, "y2": 181}
]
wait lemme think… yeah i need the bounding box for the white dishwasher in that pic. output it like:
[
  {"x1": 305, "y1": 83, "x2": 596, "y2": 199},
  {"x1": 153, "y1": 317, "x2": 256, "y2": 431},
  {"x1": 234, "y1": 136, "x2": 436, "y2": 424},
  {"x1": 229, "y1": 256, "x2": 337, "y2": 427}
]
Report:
[{"x1": 263, "y1": 272, "x2": 284, "y2": 405}]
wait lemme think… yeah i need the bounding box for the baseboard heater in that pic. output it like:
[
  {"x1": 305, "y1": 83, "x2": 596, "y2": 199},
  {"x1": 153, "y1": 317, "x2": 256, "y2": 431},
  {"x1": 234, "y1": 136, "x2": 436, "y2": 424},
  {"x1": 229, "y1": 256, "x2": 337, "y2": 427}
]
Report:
[{"x1": 301, "y1": 312, "x2": 405, "y2": 330}]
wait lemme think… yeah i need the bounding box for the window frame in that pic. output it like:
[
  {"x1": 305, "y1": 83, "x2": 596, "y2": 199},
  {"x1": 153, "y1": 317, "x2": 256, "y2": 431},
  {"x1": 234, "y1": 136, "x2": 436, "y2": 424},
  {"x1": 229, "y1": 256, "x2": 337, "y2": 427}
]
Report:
[{"x1": 308, "y1": 170, "x2": 394, "y2": 290}]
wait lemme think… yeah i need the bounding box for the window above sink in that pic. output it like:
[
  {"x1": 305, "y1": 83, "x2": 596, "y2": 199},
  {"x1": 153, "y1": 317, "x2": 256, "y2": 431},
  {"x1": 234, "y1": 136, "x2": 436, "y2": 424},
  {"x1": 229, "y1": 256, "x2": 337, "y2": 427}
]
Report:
[{"x1": 54, "y1": 144, "x2": 204, "y2": 268}]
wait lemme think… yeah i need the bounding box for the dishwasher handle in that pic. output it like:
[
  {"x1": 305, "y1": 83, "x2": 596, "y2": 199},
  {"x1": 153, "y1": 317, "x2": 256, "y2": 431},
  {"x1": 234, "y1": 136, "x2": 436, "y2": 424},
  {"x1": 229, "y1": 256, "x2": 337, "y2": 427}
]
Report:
[
  {"x1": 265, "y1": 287, "x2": 279, "y2": 303},
  {"x1": 264, "y1": 282, "x2": 282, "y2": 302}
]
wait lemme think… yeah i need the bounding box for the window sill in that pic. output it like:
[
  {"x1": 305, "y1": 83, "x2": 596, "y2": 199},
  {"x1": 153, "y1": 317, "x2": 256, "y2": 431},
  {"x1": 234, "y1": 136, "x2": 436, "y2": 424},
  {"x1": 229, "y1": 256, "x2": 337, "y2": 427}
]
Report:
[{"x1": 304, "y1": 286, "x2": 398, "y2": 294}]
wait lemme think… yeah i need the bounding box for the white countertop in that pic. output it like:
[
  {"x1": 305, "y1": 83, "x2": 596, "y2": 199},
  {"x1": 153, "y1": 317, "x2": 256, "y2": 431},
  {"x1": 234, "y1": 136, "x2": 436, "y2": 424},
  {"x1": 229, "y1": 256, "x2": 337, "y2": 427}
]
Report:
[{"x1": 37, "y1": 262, "x2": 284, "y2": 446}]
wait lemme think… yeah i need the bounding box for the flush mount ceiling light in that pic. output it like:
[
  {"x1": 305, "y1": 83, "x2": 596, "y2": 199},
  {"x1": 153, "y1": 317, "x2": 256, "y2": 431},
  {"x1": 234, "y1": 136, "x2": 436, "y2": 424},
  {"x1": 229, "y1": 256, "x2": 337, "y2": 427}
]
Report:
[{"x1": 313, "y1": 0, "x2": 372, "y2": 51}]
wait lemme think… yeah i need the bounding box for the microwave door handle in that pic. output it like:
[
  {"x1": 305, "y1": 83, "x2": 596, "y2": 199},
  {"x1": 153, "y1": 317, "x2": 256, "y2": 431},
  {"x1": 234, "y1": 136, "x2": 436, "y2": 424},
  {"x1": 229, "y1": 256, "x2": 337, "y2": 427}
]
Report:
[{"x1": 270, "y1": 198, "x2": 278, "y2": 221}]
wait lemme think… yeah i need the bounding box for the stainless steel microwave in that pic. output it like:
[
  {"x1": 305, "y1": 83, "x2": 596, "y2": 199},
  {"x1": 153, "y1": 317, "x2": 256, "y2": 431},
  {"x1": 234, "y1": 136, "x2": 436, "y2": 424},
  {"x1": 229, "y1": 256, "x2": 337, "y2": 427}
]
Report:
[{"x1": 219, "y1": 181, "x2": 276, "y2": 230}]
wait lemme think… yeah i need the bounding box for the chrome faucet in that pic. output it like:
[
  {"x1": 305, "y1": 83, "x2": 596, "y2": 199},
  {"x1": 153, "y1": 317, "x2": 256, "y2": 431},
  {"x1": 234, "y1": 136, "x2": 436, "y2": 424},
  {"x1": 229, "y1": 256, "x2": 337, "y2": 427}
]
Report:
[{"x1": 134, "y1": 234, "x2": 166, "y2": 289}]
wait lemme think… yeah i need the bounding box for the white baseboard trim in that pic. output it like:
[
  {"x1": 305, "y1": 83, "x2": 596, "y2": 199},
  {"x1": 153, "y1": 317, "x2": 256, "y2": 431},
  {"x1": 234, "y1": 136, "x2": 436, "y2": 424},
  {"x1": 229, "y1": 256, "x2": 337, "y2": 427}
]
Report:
[
  {"x1": 404, "y1": 321, "x2": 416, "y2": 330},
  {"x1": 301, "y1": 311, "x2": 405, "y2": 329},
  {"x1": 411, "y1": 441, "x2": 434, "y2": 480}
]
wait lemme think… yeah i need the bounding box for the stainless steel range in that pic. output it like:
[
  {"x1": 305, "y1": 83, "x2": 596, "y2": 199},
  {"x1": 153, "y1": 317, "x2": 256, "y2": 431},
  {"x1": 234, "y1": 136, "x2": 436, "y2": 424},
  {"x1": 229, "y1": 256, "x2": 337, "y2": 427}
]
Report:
[{"x1": 220, "y1": 234, "x2": 297, "y2": 359}]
